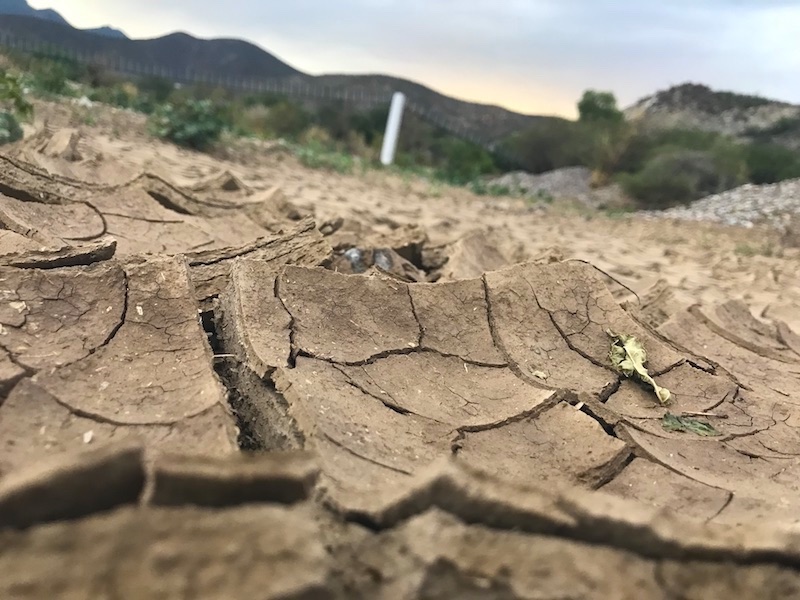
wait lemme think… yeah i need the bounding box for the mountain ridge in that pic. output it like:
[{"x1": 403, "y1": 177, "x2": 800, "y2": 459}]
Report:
[
  {"x1": 0, "y1": 0, "x2": 127, "y2": 38},
  {"x1": 0, "y1": 14, "x2": 549, "y2": 142}
]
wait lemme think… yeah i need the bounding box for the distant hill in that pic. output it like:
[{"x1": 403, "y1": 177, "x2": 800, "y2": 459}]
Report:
[
  {"x1": 625, "y1": 83, "x2": 800, "y2": 150},
  {"x1": 0, "y1": 0, "x2": 127, "y2": 38},
  {"x1": 0, "y1": 14, "x2": 549, "y2": 143},
  {"x1": 0, "y1": 15, "x2": 300, "y2": 78}
]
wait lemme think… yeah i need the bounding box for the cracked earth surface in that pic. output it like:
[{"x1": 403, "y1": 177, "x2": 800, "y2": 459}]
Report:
[{"x1": 2, "y1": 101, "x2": 800, "y2": 598}]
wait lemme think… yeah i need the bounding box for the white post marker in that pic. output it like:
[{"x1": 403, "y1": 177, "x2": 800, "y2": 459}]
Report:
[{"x1": 380, "y1": 92, "x2": 406, "y2": 166}]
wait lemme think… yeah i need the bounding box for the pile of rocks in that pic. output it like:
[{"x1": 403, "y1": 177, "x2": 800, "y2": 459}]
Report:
[
  {"x1": 488, "y1": 167, "x2": 592, "y2": 200},
  {"x1": 652, "y1": 178, "x2": 800, "y2": 229}
]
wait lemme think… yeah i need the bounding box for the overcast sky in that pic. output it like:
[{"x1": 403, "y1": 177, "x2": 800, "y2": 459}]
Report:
[{"x1": 28, "y1": 0, "x2": 800, "y2": 117}]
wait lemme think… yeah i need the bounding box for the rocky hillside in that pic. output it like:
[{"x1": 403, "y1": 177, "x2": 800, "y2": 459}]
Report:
[{"x1": 625, "y1": 83, "x2": 800, "y2": 149}]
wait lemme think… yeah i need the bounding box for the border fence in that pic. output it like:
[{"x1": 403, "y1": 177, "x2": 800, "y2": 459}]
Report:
[{"x1": 0, "y1": 31, "x2": 508, "y2": 154}]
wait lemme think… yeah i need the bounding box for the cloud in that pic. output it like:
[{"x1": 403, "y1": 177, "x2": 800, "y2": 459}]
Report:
[{"x1": 27, "y1": 1, "x2": 800, "y2": 116}]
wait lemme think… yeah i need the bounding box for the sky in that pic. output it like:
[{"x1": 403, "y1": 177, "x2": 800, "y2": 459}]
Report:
[{"x1": 27, "y1": 0, "x2": 800, "y2": 118}]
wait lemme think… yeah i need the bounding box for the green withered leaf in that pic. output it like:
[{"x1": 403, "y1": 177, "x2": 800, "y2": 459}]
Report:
[{"x1": 662, "y1": 413, "x2": 721, "y2": 437}]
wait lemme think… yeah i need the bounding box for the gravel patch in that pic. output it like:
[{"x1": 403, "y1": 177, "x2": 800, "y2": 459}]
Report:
[
  {"x1": 488, "y1": 167, "x2": 593, "y2": 199},
  {"x1": 647, "y1": 179, "x2": 800, "y2": 229}
]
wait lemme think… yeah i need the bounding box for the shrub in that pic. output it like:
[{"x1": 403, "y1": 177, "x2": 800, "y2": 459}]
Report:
[
  {"x1": 136, "y1": 76, "x2": 174, "y2": 104},
  {"x1": 744, "y1": 143, "x2": 800, "y2": 184},
  {"x1": 349, "y1": 106, "x2": 390, "y2": 146},
  {"x1": 0, "y1": 69, "x2": 31, "y2": 145},
  {"x1": 149, "y1": 99, "x2": 226, "y2": 150},
  {"x1": 434, "y1": 138, "x2": 496, "y2": 185},
  {"x1": 263, "y1": 100, "x2": 311, "y2": 139},
  {"x1": 0, "y1": 69, "x2": 33, "y2": 120},
  {"x1": 29, "y1": 57, "x2": 72, "y2": 96},
  {"x1": 295, "y1": 139, "x2": 355, "y2": 173},
  {"x1": 502, "y1": 119, "x2": 586, "y2": 174},
  {"x1": 0, "y1": 111, "x2": 23, "y2": 145},
  {"x1": 620, "y1": 149, "x2": 741, "y2": 210},
  {"x1": 615, "y1": 127, "x2": 726, "y2": 174}
]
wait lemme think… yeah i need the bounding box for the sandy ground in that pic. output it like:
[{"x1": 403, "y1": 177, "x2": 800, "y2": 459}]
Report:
[{"x1": 2, "y1": 99, "x2": 800, "y2": 598}]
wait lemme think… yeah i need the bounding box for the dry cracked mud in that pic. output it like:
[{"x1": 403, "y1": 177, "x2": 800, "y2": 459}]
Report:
[{"x1": 2, "y1": 110, "x2": 800, "y2": 598}]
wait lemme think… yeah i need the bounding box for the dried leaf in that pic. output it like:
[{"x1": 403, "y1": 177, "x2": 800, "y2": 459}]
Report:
[
  {"x1": 607, "y1": 329, "x2": 671, "y2": 404},
  {"x1": 662, "y1": 413, "x2": 720, "y2": 437}
]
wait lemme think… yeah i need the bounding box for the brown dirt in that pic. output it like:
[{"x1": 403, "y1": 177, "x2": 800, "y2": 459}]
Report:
[{"x1": 2, "y1": 100, "x2": 800, "y2": 598}]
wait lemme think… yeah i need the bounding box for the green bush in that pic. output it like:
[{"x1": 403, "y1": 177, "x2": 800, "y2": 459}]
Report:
[
  {"x1": 502, "y1": 119, "x2": 587, "y2": 174},
  {"x1": 349, "y1": 106, "x2": 389, "y2": 146},
  {"x1": 0, "y1": 111, "x2": 23, "y2": 145},
  {"x1": 0, "y1": 69, "x2": 33, "y2": 121},
  {"x1": 469, "y1": 180, "x2": 513, "y2": 196},
  {"x1": 264, "y1": 101, "x2": 311, "y2": 139},
  {"x1": 744, "y1": 143, "x2": 800, "y2": 184},
  {"x1": 433, "y1": 138, "x2": 496, "y2": 184},
  {"x1": 136, "y1": 76, "x2": 174, "y2": 104},
  {"x1": 621, "y1": 149, "x2": 742, "y2": 210},
  {"x1": 28, "y1": 57, "x2": 73, "y2": 96},
  {"x1": 615, "y1": 128, "x2": 730, "y2": 174},
  {"x1": 0, "y1": 69, "x2": 31, "y2": 145},
  {"x1": 149, "y1": 99, "x2": 226, "y2": 150},
  {"x1": 294, "y1": 140, "x2": 355, "y2": 173}
]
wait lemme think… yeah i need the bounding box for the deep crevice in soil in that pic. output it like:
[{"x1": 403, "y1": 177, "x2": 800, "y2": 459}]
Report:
[
  {"x1": 577, "y1": 402, "x2": 619, "y2": 438},
  {"x1": 145, "y1": 190, "x2": 192, "y2": 216},
  {"x1": 201, "y1": 307, "x2": 303, "y2": 451},
  {"x1": 0, "y1": 182, "x2": 40, "y2": 204}
]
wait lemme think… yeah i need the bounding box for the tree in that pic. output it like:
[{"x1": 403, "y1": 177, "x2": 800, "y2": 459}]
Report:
[
  {"x1": 578, "y1": 90, "x2": 624, "y2": 124},
  {"x1": 575, "y1": 90, "x2": 628, "y2": 183}
]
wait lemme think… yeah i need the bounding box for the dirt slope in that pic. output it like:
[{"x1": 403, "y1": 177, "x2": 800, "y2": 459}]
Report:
[{"x1": 2, "y1": 102, "x2": 800, "y2": 598}]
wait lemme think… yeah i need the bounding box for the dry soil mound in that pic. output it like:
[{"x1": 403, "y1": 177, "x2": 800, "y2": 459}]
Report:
[{"x1": 2, "y1": 125, "x2": 800, "y2": 598}]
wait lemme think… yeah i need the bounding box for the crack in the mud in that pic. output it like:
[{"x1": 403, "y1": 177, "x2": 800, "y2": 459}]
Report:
[
  {"x1": 202, "y1": 304, "x2": 303, "y2": 451},
  {"x1": 480, "y1": 275, "x2": 553, "y2": 391},
  {"x1": 101, "y1": 211, "x2": 186, "y2": 225},
  {"x1": 575, "y1": 401, "x2": 619, "y2": 439},
  {"x1": 599, "y1": 379, "x2": 621, "y2": 403},
  {"x1": 650, "y1": 359, "x2": 688, "y2": 378},
  {"x1": 685, "y1": 358, "x2": 717, "y2": 375},
  {"x1": 296, "y1": 345, "x2": 510, "y2": 369},
  {"x1": 519, "y1": 276, "x2": 644, "y2": 378},
  {"x1": 336, "y1": 369, "x2": 436, "y2": 421},
  {"x1": 405, "y1": 285, "x2": 424, "y2": 349},
  {"x1": 0, "y1": 346, "x2": 33, "y2": 403},
  {"x1": 1, "y1": 269, "x2": 129, "y2": 376},
  {"x1": 706, "y1": 490, "x2": 735, "y2": 523},
  {"x1": 542, "y1": 308, "x2": 619, "y2": 375},
  {"x1": 590, "y1": 450, "x2": 635, "y2": 489},
  {"x1": 322, "y1": 432, "x2": 413, "y2": 475},
  {"x1": 88, "y1": 269, "x2": 128, "y2": 357},
  {"x1": 274, "y1": 276, "x2": 298, "y2": 368},
  {"x1": 450, "y1": 392, "x2": 566, "y2": 455},
  {"x1": 187, "y1": 221, "x2": 316, "y2": 267},
  {"x1": 45, "y1": 390, "x2": 222, "y2": 427},
  {"x1": 145, "y1": 190, "x2": 192, "y2": 216},
  {"x1": 64, "y1": 201, "x2": 109, "y2": 241}
]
